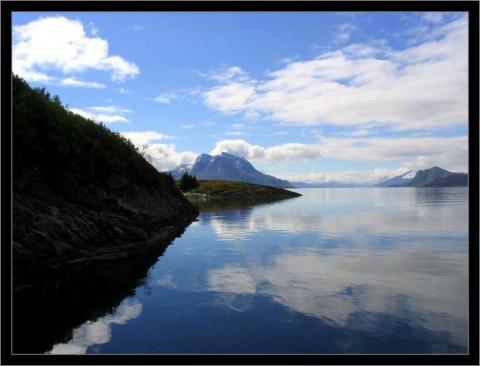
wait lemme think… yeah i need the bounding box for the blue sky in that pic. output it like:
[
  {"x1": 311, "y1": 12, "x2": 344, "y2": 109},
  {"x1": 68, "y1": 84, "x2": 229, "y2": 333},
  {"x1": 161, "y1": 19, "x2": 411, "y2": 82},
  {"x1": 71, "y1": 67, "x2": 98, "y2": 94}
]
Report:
[{"x1": 12, "y1": 11, "x2": 468, "y2": 183}]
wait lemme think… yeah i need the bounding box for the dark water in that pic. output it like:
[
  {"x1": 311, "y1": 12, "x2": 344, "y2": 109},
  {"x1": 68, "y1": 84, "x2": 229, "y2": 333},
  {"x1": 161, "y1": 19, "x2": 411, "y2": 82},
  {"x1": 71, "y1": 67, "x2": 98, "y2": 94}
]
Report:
[{"x1": 14, "y1": 188, "x2": 469, "y2": 354}]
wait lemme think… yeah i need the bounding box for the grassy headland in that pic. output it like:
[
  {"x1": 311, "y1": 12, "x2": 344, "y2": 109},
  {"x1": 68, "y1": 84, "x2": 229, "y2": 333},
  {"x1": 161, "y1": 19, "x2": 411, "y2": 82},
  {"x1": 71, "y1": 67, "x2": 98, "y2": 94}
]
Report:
[{"x1": 179, "y1": 180, "x2": 302, "y2": 200}]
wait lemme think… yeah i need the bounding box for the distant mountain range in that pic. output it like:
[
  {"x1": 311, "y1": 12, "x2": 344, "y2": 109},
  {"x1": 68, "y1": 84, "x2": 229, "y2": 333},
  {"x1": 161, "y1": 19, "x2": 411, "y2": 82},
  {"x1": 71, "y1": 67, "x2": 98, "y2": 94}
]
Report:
[
  {"x1": 374, "y1": 170, "x2": 415, "y2": 187},
  {"x1": 375, "y1": 167, "x2": 468, "y2": 187},
  {"x1": 171, "y1": 152, "x2": 294, "y2": 188},
  {"x1": 171, "y1": 154, "x2": 467, "y2": 189}
]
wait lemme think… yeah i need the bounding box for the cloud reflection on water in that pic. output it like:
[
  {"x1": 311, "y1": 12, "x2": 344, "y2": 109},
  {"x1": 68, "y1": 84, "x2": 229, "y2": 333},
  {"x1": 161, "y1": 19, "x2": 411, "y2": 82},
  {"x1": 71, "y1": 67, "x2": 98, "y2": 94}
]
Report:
[
  {"x1": 203, "y1": 188, "x2": 468, "y2": 349},
  {"x1": 48, "y1": 299, "x2": 143, "y2": 354},
  {"x1": 207, "y1": 188, "x2": 467, "y2": 243},
  {"x1": 207, "y1": 249, "x2": 468, "y2": 348}
]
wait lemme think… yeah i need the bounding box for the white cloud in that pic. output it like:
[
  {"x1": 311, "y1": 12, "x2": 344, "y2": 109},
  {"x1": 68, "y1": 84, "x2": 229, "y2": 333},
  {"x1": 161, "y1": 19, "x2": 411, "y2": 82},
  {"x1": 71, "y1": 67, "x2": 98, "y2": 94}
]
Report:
[
  {"x1": 154, "y1": 93, "x2": 176, "y2": 104},
  {"x1": 335, "y1": 23, "x2": 358, "y2": 42},
  {"x1": 69, "y1": 105, "x2": 131, "y2": 124},
  {"x1": 282, "y1": 168, "x2": 411, "y2": 185},
  {"x1": 182, "y1": 123, "x2": 195, "y2": 129},
  {"x1": 204, "y1": 82, "x2": 256, "y2": 114},
  {"x1": 61, "y1": 77, "x2": 106, "y2": 89},
  {"x1": 202, "y1": 15, "x2": 468, "y2": 131},
  {"x1": 16, "y1": 69, "x2": 52, "y2": 82},
  {"x1": 351, "y1": 128, "x2": 373, "y2": 137},
  {"x1": 209, "y1": 66, "x2": 250, "y2": 83},
  {"x1": 225, "y1": 131, "x2": 248, "y2": 136},
  {"x1": 315, "y1": 135, "x2": 468, "y2": 172},
  {"x1": 210, "y1": 139, "x2": 322, "y2": 163},
  {"x1": 210, "y1": 134, "x2": 467, "y2": 182},
  {"x1": 87, "y1": 21, "x2": 98, "y2": 36},
  {"x1": 422, "y1": 12, "x2": 444, "y2": 24},
  {"x1": 120, "y1": 131, "x2": 173, "y2": 145},
  {"x1": 89, "y1": 105, "x2": 132, "y2": 114},
  {"x1": 13, "y1": 16, "x2": 139, "y2": 83},
  {"x1": 121, "y1": 131, "x2": 197, "y2": 171},
  {"x1": 139, "y1": 144, "x2": 198, "y2": 172}
]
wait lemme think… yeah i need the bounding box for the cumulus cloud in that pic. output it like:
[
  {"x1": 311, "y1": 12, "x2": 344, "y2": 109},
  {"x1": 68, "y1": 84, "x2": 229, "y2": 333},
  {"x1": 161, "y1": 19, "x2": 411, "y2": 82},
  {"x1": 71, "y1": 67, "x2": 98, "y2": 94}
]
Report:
[
  {"x1": 316, "y1": 135, "x2": 468, "y2": 171},
  {"x1": 204, "y1": 82, "x2": 256, "y2": 114},
  {"x1": 69, "y1": 105, "x2": 131, "y2": 124},
  {"x1": 120, "y1": 131, "x2": 173, "y2": 145},
  {"x1": 121, "y1": 131, "x2": 197, "y2": 171},
  {"x1": 210, "y1": 139, "x2": 322, "y2": 163},
  {"x1": 203, "y1": 15, "x2": 467, "y2": 131},
  {"x1": 13, "y1": 16, "x2": 139, "y2": 83},
  {"x1": 139, "y1": 144, "x2": 198, "y2": 171},
  {"x1": 210, "y1": 134, "x2": 467, "y2": 182}
]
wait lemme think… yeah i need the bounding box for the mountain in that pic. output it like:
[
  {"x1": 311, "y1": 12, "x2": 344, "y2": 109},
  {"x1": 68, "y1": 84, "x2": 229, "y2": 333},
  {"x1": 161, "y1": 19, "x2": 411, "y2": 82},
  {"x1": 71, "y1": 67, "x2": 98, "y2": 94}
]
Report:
[
  {"x1": 377, "y1": 167, "x2": 468, "y2": 187},
  {"x1": 398, "y1": 167, "x2": 468, "y2": 187},
  {"x1": 374, "y1": 170, "x2": 414, "y2": 187},
  {"x1": 171, "y1": 152, "x2": 294, "y2": 188},
  {"x1": 12, "y1": 75, "x2": 198, "y2": 285}
]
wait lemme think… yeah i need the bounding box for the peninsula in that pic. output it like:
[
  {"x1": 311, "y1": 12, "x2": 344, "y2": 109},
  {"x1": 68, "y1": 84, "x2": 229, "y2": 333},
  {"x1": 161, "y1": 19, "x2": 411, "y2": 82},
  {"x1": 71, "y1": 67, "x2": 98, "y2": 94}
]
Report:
[{"x1": 181, "y1": 180, "x2": 301, "y2": 200}]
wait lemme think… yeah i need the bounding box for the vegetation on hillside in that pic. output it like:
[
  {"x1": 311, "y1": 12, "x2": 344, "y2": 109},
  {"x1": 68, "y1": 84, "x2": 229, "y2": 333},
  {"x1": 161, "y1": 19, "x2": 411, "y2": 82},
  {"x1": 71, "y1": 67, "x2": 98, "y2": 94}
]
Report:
[
  {"x1": 13, "y1": 74, "x2": 177, "y2": 201},
  {"x1": 12, "y1": 74, "x2": 197, "y2": 283},
  {"x1": 178, "y1": 173, "x2": 199, "y2": 192}
]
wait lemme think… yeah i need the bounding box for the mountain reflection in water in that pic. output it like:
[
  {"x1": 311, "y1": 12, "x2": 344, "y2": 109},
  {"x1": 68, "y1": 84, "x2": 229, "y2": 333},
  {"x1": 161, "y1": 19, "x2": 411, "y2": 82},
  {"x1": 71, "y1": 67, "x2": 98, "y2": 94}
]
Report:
[{"x1": 13, "y1": 188, "x2": 468, "y2": 354}]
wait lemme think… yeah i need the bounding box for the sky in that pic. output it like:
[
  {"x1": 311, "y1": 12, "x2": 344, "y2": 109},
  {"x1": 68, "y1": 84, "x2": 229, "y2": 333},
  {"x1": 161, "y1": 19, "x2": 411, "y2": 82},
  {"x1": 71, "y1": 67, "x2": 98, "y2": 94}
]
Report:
[{"x1": 12, "y1": 11, "x2": 469, "y2": 184}]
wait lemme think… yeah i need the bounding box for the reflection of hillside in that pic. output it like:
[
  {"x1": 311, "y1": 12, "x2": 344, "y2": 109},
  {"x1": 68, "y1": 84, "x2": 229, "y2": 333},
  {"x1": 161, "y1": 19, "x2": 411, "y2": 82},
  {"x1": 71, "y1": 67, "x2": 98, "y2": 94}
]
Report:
[
  {"x1": 13, "y1": 225, "x2": 188, "y2": 354},
  {"x1": 191, "y1": 196, "x2": 295, "y2": 212}
]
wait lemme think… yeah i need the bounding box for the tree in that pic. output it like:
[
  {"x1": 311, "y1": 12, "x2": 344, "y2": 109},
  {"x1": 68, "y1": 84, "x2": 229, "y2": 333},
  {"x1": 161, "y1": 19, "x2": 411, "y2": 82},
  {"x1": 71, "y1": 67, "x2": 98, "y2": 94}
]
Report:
[
  {"x1": 179, "y1": 173, "x2": 198, "y2": 192},
  {"x1": 139, "y1": 143, "x2": 153, "y2": 164}
]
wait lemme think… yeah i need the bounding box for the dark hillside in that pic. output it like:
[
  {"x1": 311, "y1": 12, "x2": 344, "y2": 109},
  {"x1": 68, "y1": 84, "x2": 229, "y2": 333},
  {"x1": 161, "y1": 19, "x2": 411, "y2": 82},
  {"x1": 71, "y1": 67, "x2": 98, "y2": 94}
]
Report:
[{"x1": 12, "y1": 75, "x2": 198, "y2": 286}]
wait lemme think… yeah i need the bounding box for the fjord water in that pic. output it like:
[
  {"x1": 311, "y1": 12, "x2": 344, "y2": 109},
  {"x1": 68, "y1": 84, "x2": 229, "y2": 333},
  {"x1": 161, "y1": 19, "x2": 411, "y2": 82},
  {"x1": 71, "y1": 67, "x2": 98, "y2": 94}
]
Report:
[{"x1": 27, "y1": 188, "x2": 470, "y2": 354}]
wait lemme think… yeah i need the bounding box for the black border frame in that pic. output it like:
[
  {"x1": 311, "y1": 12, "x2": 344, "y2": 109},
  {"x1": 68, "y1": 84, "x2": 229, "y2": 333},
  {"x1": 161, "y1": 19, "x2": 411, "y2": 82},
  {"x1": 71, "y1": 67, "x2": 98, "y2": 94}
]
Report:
[{"x1": 1, "y1": 1, "x2": 478, "y2": 365}]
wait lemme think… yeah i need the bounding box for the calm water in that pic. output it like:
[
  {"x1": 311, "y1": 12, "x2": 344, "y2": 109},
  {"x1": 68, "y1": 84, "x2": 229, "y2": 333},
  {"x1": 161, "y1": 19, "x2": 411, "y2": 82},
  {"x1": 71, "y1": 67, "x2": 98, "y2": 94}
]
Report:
[{"x1": 16, "y1": 188, "x2": 469, "y2": 354}]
